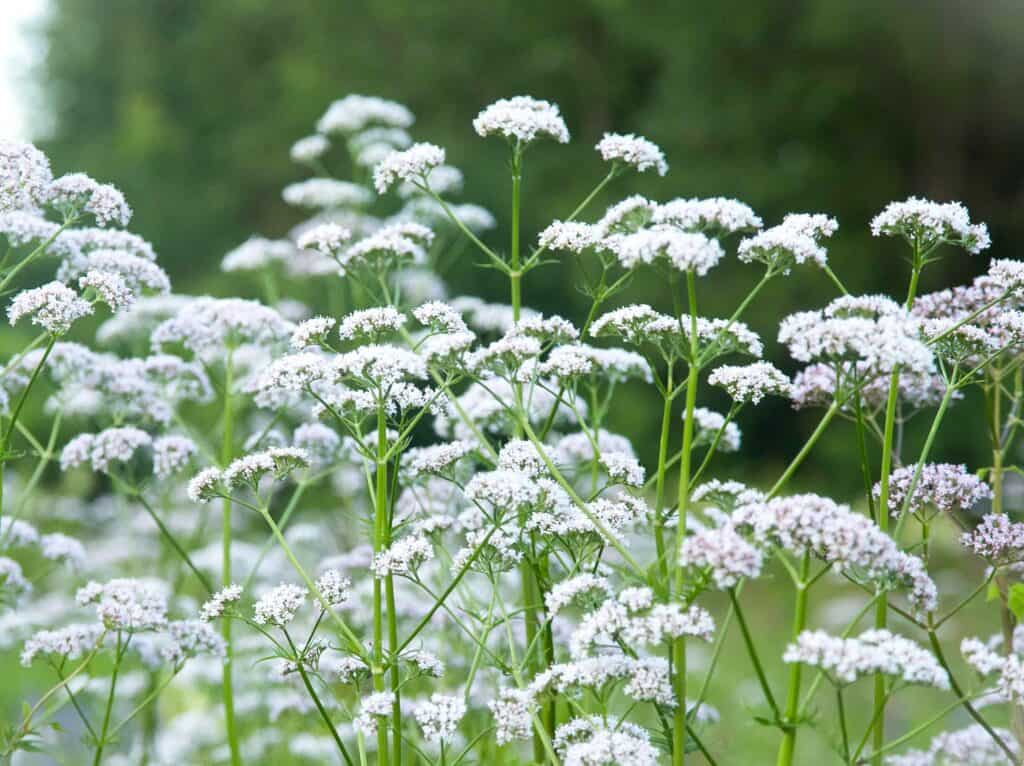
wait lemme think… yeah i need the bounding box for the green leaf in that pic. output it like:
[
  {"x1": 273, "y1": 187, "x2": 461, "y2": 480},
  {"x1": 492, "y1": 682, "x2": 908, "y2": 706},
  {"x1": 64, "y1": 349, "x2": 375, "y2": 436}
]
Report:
[{"x1": 1008, "y1": 583, "x2": 1024, "y2": 619}]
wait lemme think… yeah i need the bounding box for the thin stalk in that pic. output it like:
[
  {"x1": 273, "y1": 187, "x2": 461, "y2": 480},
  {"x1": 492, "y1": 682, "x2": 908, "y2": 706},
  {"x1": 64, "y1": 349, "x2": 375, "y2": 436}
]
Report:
[
  {"x1": 653, "y1": 375, "x2": 674, "y2": 585},
  {"x1": 671, "y1": 270, "x2": 700, "y2": 766},
  {"x1": 219, "y1": 352, "x2": 241, "y2": 766},
  {"x1": 768, "y1": 401, "x2": 840, "y2": 498},
  {"x1": 92, "y1": 632, "x2": 125, "y2": 766},
  {"x1": 0, "y1": 219, "x2": 73, "y2": 294},
  {"x1": 0, "y1": 335, "x2": 56, "y2": 524},
  {"x1": 135, "y1": 493, "x2": 212, "y2": 593},
  {"x1": 729, "y1": 588, "x2": 780, "y2": 718},
  {"x1": 287, "y1": 631, "x2": 355, "y2": 766},
  {"x1": 868, "y1": 695, "x2": 973, "y2": 760},
  {"x1": 775, "y1": 553, "x2": 811, "y2": 766},
  {"x1": 871, "y1": 365, "x2": 900, "y2": 764},
  {"x1": 926, "y1": 629, "x2": 1016, "y2": 762},
  {"x1": 836, "y1": 688, "x2": 851, "y2": 763}
]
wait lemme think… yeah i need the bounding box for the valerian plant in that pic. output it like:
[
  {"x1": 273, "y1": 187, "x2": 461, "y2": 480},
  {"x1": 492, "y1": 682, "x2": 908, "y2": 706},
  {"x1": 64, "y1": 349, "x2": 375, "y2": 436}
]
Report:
[{"x1": 0, "y1": 93, "x2": 1023, "y2": 766}]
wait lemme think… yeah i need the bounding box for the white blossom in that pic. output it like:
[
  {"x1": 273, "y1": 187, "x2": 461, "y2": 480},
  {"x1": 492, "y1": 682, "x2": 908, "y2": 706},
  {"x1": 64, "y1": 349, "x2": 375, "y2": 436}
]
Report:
[
  {"x1": 373, "y1": 143, "x2": 446, "y2": 194},
  {"x1": 473, "y1": 96, "x2": 570, "y2": 143},
  {"x1": 595, "y1": 133, "x2": 667, "y2": 175}
]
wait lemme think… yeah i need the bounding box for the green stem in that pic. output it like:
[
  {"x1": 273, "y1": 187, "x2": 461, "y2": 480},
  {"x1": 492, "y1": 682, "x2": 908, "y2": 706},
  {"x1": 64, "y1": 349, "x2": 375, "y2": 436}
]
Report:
[
  {"x1": 0, "y1": 335, "x2": 56, "y2": 525},
  {"x1": 0, "y1": 219, "x2": 73, "y2": 294},
  {"x1": 288, "y1": 631, "x2": 355, "y2": 766},
  {"x1": 926, "y1": 629, "x2": 1016, "y2": 762},
  {"x1": 219, "y1": 353, "x2": 242, "y2": 766},
  {"x1": 775, "y1": 553, "x2": 810, "y2": 766},
  {"x1": 373, "y1": 406, "x2": 391, "y2": 766},
  {"x1": 871, "y1": 366, "x2": 900, "y2": 764},
  {"x1": 836, "y1": 687, "x2": 850, "y2": 764},
  {"x1": 92, "y1": 632, "x2": 124, "y2": 766},
  {"x1": 768, "y1": 401, "x2": 840, "y2": 498},
  {"x1": 672, "y1": 270, "x2": 700, "y2": 766},
  {"x1": 653, "y1": 380, "x2": 674, "y2": 585},
  {"x1": 892, "y1": 377, "x2": 957, "y2": 541},
  {"x1": 729, "y1": 588, "x2": 780, "y2": 717},
  {"x1": 135, "y1": 493, "x2": 212, "y2": 593}
]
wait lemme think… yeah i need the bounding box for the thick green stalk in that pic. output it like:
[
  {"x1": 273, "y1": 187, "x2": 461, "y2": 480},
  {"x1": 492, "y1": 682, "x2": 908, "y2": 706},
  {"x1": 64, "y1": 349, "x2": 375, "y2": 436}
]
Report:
[
  {"x1": 387, "y1": 567, "x2": 401, "y2": 766},
  {"x1": 219, "y1": 354, "x2": 242, "y2": 766},
  {"x1": 373, "y1": 407, "x2": 391, "y2": 766},
  {"x1": 775, "y1": 553, "x2": 811, "y2": 766}
]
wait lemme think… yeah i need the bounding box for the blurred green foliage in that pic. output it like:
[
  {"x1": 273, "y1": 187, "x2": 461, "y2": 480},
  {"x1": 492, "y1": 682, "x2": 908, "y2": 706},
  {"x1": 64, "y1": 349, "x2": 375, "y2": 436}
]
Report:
[{"x1": 33, "y1": 0, "x2": 1024, "y2": 489}]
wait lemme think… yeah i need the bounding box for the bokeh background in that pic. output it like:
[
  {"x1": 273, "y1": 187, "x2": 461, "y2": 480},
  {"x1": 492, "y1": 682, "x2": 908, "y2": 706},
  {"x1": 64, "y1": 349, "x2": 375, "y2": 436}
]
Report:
[
  {"x1": 16, "y1": 0, "x2": 1024, "y2": 491},
  {"x1": 4, "y1": 2, "x2": 1024, "y2": 761}
]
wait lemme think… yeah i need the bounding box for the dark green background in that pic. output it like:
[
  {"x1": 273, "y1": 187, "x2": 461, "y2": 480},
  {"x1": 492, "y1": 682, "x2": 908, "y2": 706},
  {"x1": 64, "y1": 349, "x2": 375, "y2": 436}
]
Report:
[{"x1": 33, "y1": 0, "x2": 1024, "y2": 489}]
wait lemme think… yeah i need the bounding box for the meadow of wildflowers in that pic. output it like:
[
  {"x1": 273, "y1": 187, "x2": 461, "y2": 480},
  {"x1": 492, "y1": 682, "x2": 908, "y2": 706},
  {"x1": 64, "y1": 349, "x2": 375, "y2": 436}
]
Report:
[{"x1": 0, "y1": 93, "x2": 1023, "y2": 765}]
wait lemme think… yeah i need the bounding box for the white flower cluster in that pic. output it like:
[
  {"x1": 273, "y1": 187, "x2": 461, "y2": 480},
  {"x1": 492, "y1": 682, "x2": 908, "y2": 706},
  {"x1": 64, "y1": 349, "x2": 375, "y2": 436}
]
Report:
[
  {"x1": 679, "y1": 524, "x2": 764, "y2": 588},
  {"x1": 553, "y1": 717, "x2": 659, "y2": 766},
  {"x1": 779, "y1": 295, "x2": 934, "y2": 378},
  {"x1": 732, "y1": 494, "x2": 937, "y2": 613},
  {"x1": 283, "y1": 178, "x2": 373, "y2": 209},
  {"x1": 373, "y1": 142, "x2": 446, "y2": 194},
  {"x1": 737, "y1": 213, "x2": 837, "y2": 271},
  {"x1": 8, "y1": 281, "x2": 93, "y2": 335},
  {"x1": 77, "y1": 578, "x2": 168, "y2": 632},
  {"x1": 413, "y1": 693, "x2": 466, "y2": 742},
  {"x1": 654, "y1": 197, "x2": 762, "y2": 234},
  {"x1": 569, "y1": 587, "x2": 715, "y2": 658},
  {"x1": 960, "y1": 637, "x2": 1024, "y2": 708},
  {"x1": 60, "y1": 426, "x2": 152, "y2": 474},
  {"x1": 887, "y1": 725, "x2": 1018, "y2": 766},
  {"x1": 253, "y1": 583, "x2": 307, "y2": 627},
  {"x1": 870, "y1": 197, "x2": 990, "y2": 254},
  {"x1": 473, "y1": 96, "x2": 570, "y2": 144},
  {"x1": 545, "y1": 574, "x2": 612, "y2": 616},
  {"x1": 337, "y1": 306, "x2": 407, "y2": 341},
  {"x1": 590, "y1": 303, "x2": 763, "y2": 360},
  {"x1": 199, "y1": 584, "x2": 243, "y2": 621},
  {"x1": 533, "y1": 655, "x2": 675, "y2": 706},
  {"x1": 708, "y1": 361, "x2": 792, "y2": 404},
  {"x1": 46, "y1": 172, "x2": 132, "y2": 227},
  {"x1": 1, "y1": 140, "x2": 52, "y2": 212},
  {"x1": 606, "y1": 227, "x2": 724, "y2": 275},
  {"x1": 681, "y1": 407, "x2": 742, "y2": 452},
  {"x1": 595, "y1": 133, "x2": 668, "y2": 175},
  {"x1": 877, "y1": 463, "x2": 991, "y2": 517},
  {"x1": 317, "y1": 94, "x2": 414, "y2": 135},
  {"x1": 372, "y1": 535, "x2": 433, "y2": 578},
  {"x1": 961, "y1": 513, "x2": 1024, "y2": 564},
  {"x1": 783, "y1": 629, "x2": 948, "y2": 688}
]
